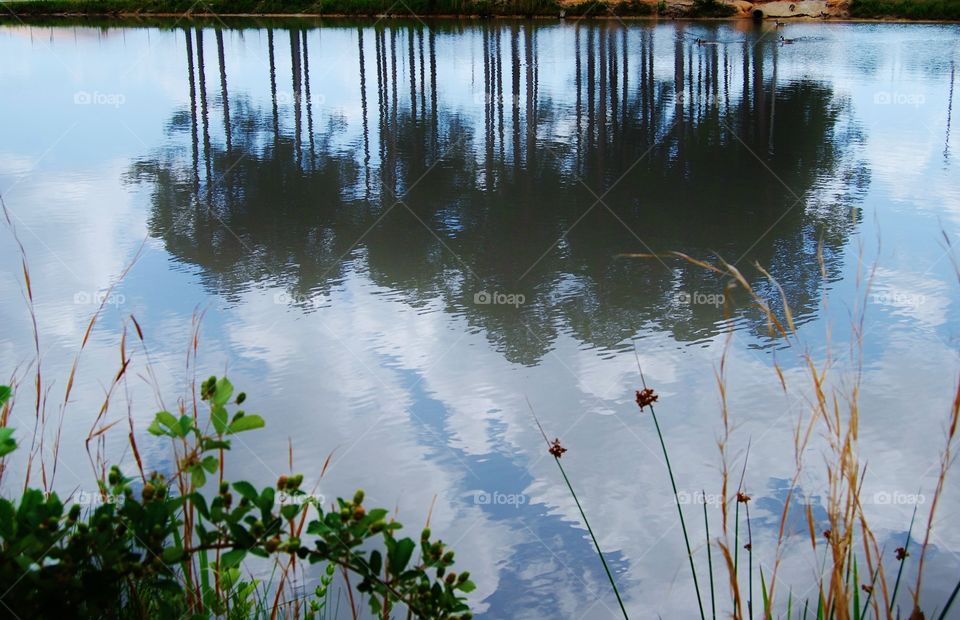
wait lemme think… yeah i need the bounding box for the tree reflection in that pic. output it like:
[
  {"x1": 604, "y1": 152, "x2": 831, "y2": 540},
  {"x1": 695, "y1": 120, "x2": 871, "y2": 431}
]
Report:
[{"x1": 127, "y1": 21, "x2": 867, "y2": 364}]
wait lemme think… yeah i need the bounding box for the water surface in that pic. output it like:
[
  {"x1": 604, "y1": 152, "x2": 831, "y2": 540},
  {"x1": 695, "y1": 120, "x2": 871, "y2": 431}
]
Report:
[{"x1": 0, "y1": 18, "x2": 958, "y2": 618}]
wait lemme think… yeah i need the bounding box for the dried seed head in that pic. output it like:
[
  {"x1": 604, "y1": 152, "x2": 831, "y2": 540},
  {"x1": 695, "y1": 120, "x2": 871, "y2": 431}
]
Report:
[
  {"x1": 635, "y1": 388, "x2": 659, "y2": 410},
  {"x1": 736, "y1": 492, "x2": 751, "y2": 503},
  {"x1": 548, "y1": 438, "x2": 567, "y2": 458},
  {"x1": 895, "y1": 546, "x2": 909, "y2": 561}
]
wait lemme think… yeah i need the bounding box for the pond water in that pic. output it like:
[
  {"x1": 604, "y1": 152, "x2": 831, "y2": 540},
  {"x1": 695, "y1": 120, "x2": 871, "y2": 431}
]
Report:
[{"x1": 0, "y1": 17, "x2": 958, "y2": 618}]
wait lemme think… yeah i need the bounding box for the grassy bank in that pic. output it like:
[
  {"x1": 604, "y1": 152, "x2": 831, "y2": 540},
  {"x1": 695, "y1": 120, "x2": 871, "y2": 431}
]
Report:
[
  {"x1": 849, "y1": 0, "x2": 960, "y2": 19},
  {"x1": 4, "y1": 0, "x2": 960, "y2": 20},
  {"x1": 0, "y1": 0, "x2": 657, "y2": 17}
]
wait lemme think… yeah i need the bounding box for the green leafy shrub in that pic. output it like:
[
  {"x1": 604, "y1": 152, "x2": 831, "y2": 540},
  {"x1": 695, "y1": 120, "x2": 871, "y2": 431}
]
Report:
[
  {"x1": 849, "y1": 0, "x2": 960, "y2": 19},
  {"x1": 686, "y1": 0, "x2": 737, "y2": 17},
  {"x1": 0, "y1": 377, "x2": 474, "y2": 619}
]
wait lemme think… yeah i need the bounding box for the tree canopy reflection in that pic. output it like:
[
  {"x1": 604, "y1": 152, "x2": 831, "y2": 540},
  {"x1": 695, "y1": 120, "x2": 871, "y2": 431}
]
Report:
[{"x1": 127, "y1": 22, "x2": 868, "y2": 364}]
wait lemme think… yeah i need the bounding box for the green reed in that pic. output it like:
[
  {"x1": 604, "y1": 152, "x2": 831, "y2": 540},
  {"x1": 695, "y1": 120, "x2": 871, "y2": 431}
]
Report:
[{"x1": 642, "y1": 385, "x2": 707, "y2": 620}]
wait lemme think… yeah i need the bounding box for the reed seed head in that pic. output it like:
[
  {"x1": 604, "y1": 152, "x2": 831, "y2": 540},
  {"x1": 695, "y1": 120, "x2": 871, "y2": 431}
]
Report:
[
  {"x1": 635, "y1": 388, "x2": 659, "y2": 410},
  {"x1": 548, "y1": 438, "x2": 567, "y2": 458}
]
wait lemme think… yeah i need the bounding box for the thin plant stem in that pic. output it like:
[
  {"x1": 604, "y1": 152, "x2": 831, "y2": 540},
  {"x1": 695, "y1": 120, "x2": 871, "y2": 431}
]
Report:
[
  {"x1": 704, "y1": 492, "x2": 716, "y2": 620},
  {"x1": 937, "y1": 575, "x2": 960, "y2": 620},
  {"x1": 859, "y1": 544, "x2": 884, "y2": 619},
  {"x1": 527, "y1": 399, "x2": 628, "y2": 619},
  {"x1": 733, "y1": 441, "x2": 751, "y2": 617},
  {"x1": 648, "y1": 401, "x2": 707, "y2": 620},
  {"x1": 746, "y1": 501, "x2": 753, "y2": 620},
  {"x1": 734, "y1": 500, "x2": 741, "y2": 614},
  {"x1": 890, "y1": 503, "x2": 918, "y2": 614},
  {"x1": 553, "y1": 457, "x2": 630, "y2": 619}
]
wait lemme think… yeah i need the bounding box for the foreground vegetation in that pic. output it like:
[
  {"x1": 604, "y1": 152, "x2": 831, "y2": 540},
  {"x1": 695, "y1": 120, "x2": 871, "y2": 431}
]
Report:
[
  {"x1": 535, "y1": 251, "x2": 960, "y2": 619},
  {"x1": 0, "y1": 377, "x2": 475, "y2": 618}
]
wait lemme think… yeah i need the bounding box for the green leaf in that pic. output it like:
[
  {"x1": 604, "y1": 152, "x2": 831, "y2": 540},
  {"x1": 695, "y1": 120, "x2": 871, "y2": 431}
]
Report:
[
  {"x1": 162, "y1": 546, "x2": 186, "y2": 564},
  {"x1": 190, "y1": 493, "x2": 210, "y2": 519},
  {"x1": 0, "y1": 498, "x2": 16, "y2": 538},
  {"x1": 232, "y1": 481, "x2": 258, "y2": 501},
  {"x1": 281, "y1": 503, "x2": 302, "y2": 521},
  {"x1": 853, "y1": 558, "x2": 860, "y2": 620},
  {"x1": 365, "y1": 508, "x2": 388, "y2": 523},
  {"x1": 0, "y1": 385, "x2": 11, "y2": 407},
  {"x1": 147, "y1": 420, "x2": 166, "y2": 436},
  {"x1": 258, "y1": 488, "x2": 275, "y2": 513},
  {"x1": 190, "y1": 464, "x2": 206, "y2": 489},
  {"x1": 228, "y1": 414, "x2": 265, "y2": 434},
  {"x1": 178, "y1": 415, "x2": 194, "y2": 438},
  {"x1": 388, "y1": 538, "x2": 415, "y2": 576},
  {"x1": 213, "y1": 377, "x2": 234, "y2": 407},
  {"x1": 220, "y1": 548, "x2": 246, "y2": 571},
  {"x1": 221, "y1": 567, "x2": 241, "y2": 590},
  {"x1": 155, "y1": 410, "x2": 179, "y2": 433},
  {"x1": 761, "y1": 567, "x2": 769, "y2": 618},
  {"x1": 202, "y1": 438, "x2": 232, "y2": 451},
  {"x1": 368, "y1": 550, "x2": 382, "y2": 575},
  {"x1": 211, "y1": 403, "x2": 228, "y2": 435},
  {"x1": 306, "y1": 520, "x2": 329, "y2": 536},
  {"x1": 459, "y1": 580, "x2": 476, "y2": 593},
  {"x1": 201, "y1": 456, "x2": 219, "y2": 474},
  {"x1": 0, "y1": 428, "x2": 16, "y2": 457}
]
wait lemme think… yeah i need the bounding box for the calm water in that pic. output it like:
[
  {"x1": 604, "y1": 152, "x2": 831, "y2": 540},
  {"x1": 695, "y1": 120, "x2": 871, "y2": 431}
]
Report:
[{"x1": 1, "y1": 18, "x2": 959, "y2": 618}]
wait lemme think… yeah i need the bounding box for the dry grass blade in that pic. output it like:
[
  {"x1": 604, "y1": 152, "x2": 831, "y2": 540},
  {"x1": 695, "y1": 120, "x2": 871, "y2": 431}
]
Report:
[{"x1": 911, "y1": 376, "x2": 960, "y2": 611}]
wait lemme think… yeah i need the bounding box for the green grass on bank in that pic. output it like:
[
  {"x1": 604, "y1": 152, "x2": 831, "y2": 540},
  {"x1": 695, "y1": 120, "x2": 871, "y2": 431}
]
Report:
[
  {"x1": 850, "y1": 0, "x2": 960, "y2": 18},
  {"x1": 5, "y1": 0, "x2": 959, "y2": 20},
  {"x1": 0, "y1": 0, "x2": 657, "y2": 17},
  {"x1": 687, "y1": 0, "x2": 737, "y2": 17}
]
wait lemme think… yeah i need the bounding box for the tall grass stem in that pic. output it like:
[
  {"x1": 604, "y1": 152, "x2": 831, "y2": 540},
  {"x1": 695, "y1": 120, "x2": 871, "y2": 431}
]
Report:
[
  {"x1": 704, "y1": 493, "x2": 716, "y2": 620},
  {"x1": 648, "y1": 402, "x2": 706, "y2": 620},
  {"x1": 552, "y1": 457, "x2": 629, "y2": 619}
]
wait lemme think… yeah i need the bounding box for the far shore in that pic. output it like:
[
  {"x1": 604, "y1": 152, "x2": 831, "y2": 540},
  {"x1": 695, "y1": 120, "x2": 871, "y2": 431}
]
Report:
[
  {"x1": 2, "y1": 0, "x2": 959, "y2": 22},
  {"x1": 4, "y1": 12, "x2": 960, "y2": 23}
]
